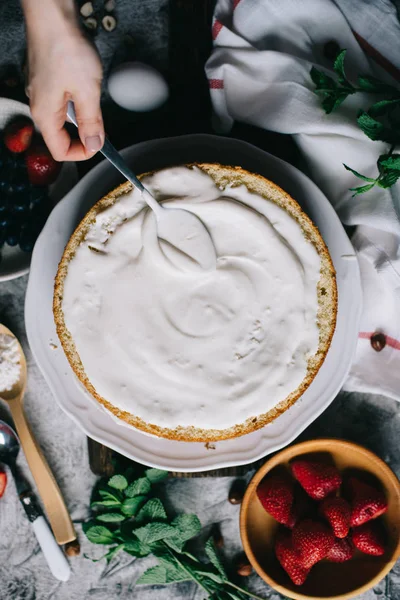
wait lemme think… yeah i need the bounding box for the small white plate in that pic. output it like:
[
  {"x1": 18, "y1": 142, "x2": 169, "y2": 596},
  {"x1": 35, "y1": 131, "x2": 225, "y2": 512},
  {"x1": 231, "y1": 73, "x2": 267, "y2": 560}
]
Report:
[
  {"x1": 0, "y1": 98, "x2": 78, "y2": 281},
  {"x1": 25, "y1": 135, "x2": 362, "y2": 472}
]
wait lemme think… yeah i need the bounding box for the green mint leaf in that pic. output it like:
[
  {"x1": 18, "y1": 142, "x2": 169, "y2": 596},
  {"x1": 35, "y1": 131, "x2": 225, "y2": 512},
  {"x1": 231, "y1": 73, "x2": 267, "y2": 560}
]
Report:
[
  {"x1": 333, "y1": 49, "x2": 350, "y2": 86},
  {"x1": 172, "y1": 514, "x2": 202, "y2": 542},
  {"x1": 145, "y1": 468, "x2": 169, "y2": 484},
  {"x1": 349, "y1": 183, "x2": 376, "y2": 196},
  {"x1": 310, "y1": 62, "x2": 355, "y2": 114},
  {"x1": 98, "y1": 489, "x2": 121, "y2": 503},
  {"x1": 379, "y1": 154, "x2": 400, "y2": 171},
  {"x1": 310, "y1": 67, "x2": 337, "y2": 90},
  {"x1": 96, "y1": 512, "x2": 126, "y2": 523},
  {"x1": 164, "y1": 514, "x2": 202, "y2": 553},
  {"x1": 357, "y1": 111, "x2": 395, "y2": 143},
  {"x1": 377, "y1": 170, "x2": 400, "y2": 188},
  {"x1": 357, "y1": 74, "x2": 400, "y2": 95},
  {"x1": 91, "y1": 500, "x2": 121, "y2": 509},
  {"x1": 121, "y1": 495, "x2": 147, "y2": 517},
  {"x1": 136, "y1": 498, "x2": 167, "y2": 525},
  {"x1": 343, "y1": 164, "x2": 376, "y2": 182},
  {"x1": 108, "y1": 475, "x2": 128, "y2": 491},
  {"x1": 85, "y1": 525, "x2": 116, "y2": 545},
  {"x1": 155, "y1": 551, "x2": 192, "y2": 583},
  {"x1": 368, "y1": 98, "x2": 400, "y2": 117},
  {"x1": 163, "y1": 537, "x2": 185, "y2": 553},
  {"x1": 320, "y1": 90, "x2": 352, "y2": 114},
  {"x1": 205, "y1": 538, "x2": 227, "y2": 578},
  {"x1": 137, "y1": 565, "x2": 168, "y2": 585},
  {"x1": 124, "y1": 539, "x2": 152, "y2": 557},
  {"x1": 104, "y1": 544, "x2": 125, "y2": 564},
  {"x1": 125, "y1": 477, "x2": 151, "y2": 498},
  {"x1": 134, "y1": 522, "x2": 177, "y2": 545}
]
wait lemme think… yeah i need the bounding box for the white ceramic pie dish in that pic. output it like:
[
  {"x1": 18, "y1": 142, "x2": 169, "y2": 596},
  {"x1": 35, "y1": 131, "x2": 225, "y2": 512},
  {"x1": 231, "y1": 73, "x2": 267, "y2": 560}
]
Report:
[
  {"x1": 0, "y1": 98, "x2": 78, "y2": 281},
  {"x1": 25, "y1": 134, "x2": 362, "y2": 472}
]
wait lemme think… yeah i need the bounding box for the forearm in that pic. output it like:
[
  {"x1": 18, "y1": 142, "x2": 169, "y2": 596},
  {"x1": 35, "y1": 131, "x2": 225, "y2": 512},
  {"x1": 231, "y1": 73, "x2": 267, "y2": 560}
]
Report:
[{"x1": 21, "y1": 0, "x2": 79, "y2": 44}]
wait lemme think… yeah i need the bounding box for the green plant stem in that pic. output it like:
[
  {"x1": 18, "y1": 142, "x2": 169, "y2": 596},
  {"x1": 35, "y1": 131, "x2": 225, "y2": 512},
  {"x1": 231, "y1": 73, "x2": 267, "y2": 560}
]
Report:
[
  {"x1": 162, "y1": 543, "x2": 215, "y2": 596},
  {"x1": 225, "y1": 581, "x2": 266, "y2": 600}
]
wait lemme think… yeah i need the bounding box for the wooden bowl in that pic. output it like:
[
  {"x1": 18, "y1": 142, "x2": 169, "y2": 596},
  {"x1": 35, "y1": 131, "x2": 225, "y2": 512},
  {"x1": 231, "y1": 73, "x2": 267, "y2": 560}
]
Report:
[{"x1": 240, "y1": 439, "x2": 400, "y2": 600}]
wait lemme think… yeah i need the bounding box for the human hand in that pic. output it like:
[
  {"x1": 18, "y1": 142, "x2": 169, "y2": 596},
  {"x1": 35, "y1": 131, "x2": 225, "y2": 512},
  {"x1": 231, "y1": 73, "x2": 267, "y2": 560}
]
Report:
[{"x1": 23, "y1": 0, "x2": 104, "y2": 161}]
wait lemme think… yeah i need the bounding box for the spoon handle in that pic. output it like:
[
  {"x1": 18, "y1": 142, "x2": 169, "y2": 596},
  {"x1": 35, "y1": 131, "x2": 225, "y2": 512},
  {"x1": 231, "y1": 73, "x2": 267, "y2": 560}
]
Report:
[
  {"x1": 66, "y1": 102, "x2": 162, "y2": 214},
  {"x1": 9, "y1": 398, "x2": 76, "y2": 545}
]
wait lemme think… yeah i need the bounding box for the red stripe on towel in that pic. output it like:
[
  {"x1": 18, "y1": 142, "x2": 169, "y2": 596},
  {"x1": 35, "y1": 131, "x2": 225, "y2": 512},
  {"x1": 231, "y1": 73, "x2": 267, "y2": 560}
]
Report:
[
  {"x1": 208, "y1": 79, "x2": 224, "y2": 89},
  {"x1": 212, "y1": 19, "x2": 223, "y2": 40}
]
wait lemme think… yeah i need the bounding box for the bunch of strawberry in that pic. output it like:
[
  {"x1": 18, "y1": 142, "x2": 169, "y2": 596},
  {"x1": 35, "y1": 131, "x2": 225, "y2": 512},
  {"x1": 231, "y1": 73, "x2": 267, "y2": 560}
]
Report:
[
  {"x1": 257, "y1": 456, "x2": 388, "y2": 586},
  {"x1": 0, "y1": 116, "x2": 61, "y2": 255}
]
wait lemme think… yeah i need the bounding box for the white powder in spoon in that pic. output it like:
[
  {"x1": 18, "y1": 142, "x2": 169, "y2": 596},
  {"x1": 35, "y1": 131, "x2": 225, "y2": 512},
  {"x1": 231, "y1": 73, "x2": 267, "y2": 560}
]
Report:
[{"x1": 0, "y1": 334, "x2": 21, "y2": 393}]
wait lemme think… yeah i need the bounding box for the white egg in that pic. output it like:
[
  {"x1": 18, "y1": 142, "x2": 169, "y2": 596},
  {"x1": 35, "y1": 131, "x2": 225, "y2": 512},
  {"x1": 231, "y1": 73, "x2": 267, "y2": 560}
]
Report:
[{"x1": 107, "y1": 62, "x2": 169, "y2": 112}]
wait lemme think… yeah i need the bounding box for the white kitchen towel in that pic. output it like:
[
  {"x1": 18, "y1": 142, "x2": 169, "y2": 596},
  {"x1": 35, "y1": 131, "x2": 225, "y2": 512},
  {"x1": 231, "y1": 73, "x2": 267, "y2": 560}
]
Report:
[{"x1": 205, "y1": 0, "x2": 400, "y2": 400}]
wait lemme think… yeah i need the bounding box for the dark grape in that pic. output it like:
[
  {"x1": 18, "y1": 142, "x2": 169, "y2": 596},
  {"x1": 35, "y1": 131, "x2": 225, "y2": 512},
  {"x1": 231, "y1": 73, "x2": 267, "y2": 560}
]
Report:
[
  {"x1": 30, "y1": 186, "x2": 49, "y2": 208},
  {"x1": 12, "y1": 202, "x2": 30, "y2": 219},
  {"x1": 0, "y1": 197, "x2": 9, "y2": 213},
  {"x1": 0, "y1": 215, "x2": 12, "y2": 230},
  {"x1": 6, "y1": 227, "x2": 20, "y2": 246},
  {"x1": 19, "y1": 231, "x2": 36, "y2": 253},
  {"x1": 13, "y1": 181, "x2": 29, "y2": 193}
]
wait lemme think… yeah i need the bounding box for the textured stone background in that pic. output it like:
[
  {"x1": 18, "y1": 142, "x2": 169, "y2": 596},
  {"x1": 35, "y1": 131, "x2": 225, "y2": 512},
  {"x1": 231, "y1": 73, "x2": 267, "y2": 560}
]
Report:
[{"x1": 0, "y1": 1, "x2": 399, "y2": 599}]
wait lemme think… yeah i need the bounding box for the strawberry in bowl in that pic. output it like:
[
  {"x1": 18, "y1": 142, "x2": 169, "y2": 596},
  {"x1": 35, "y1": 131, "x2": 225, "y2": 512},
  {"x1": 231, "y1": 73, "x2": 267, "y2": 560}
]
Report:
[{"x1": 240, "y1": 439, "x2": 400, "y2": 600}]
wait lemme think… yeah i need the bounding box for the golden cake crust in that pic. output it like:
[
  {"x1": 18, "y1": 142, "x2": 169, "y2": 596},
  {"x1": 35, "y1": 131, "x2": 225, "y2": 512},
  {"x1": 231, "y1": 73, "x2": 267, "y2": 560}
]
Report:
[{"x1": 53, "y1": 164, "x2": 338, "y2": 442}]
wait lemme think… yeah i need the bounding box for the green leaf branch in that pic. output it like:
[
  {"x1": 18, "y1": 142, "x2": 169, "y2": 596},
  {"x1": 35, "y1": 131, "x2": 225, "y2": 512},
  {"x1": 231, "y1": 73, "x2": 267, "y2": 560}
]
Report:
[
  {"x1": 311, "y1": 49, "x2": 400, "y2": 195},
  {"x1": 84, "y1": 466, "x2": 266, "y2": 600}
]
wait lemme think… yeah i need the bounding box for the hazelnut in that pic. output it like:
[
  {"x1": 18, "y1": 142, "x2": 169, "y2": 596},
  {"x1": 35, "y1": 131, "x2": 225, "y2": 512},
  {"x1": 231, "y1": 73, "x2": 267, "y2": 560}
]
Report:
[
  {"x1": 211, "y1": 524, "x2": 224, "y2": 549},
  {"x1": 102, "y1": 15, "x2": 117, "y2": 32},
  {"x1": 236, "y1": 555, "x2": 252, "y2": 576},
  {"x1": 83, "y1": 17, "x2": 98, "y2": 31},
  {"x1": 64, "y1": 539, "x2": 81, "y2": 557},
  {"x1": 228, "y1": 479, "x2": 245, "y2": 505},
  {"x1": 105, "y1": 0, "x2": 116, "y2": 11},
  {"x1": 323, "y1": 40, "x2": 341, "y2": 61},
  {"x1": 371, "y1": 332, "x2": 386, "y2": 352},
  {"x1": 80, "y1": 2, "x2": 94, "y2": 17}
]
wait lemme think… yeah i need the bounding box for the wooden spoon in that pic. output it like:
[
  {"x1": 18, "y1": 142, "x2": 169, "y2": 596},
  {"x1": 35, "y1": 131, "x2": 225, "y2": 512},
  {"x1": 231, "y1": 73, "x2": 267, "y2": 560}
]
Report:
[{"x1": 0, "y1": 324, "x2": 76, "y2": 545}]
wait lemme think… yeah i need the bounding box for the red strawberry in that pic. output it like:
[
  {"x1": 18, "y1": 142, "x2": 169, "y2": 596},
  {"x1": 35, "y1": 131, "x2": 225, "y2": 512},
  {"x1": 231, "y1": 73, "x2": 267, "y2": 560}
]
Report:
[
  {"x1": 326, "y1": 537, "x2": 354, "y2": 562},
  {"x1": 275, "y1": 528, "x2": 310, "y2": 586},
  {"x1": 26, "y1": 142, "x2": 61, "y2": 186},
  {"x1": 352, "y1": 522, "x2": 386, "y2": 556},
  {"x1": 0, "y1": 471, "x2": 7, "y2": 498},
  {"x1": 289, "y1": 484, "x2": 316, "y2": 528},
  {"x1": 292, "y1": 519, "x2": 335, "y2": 568},
  {"x1": 348, "y1": 478, "x2": 388, "y2": 527},
  {"x1": 4, "y1": 117, "x2": 34, "y2": 153},
  {"x1": 291, "y1": 459, "x2": 341, "y2": 500},
  {"x1": 257, "y1": 473, "x2": 295, "y2": 527},
  {"x1": 319, "y1": 497, "x2": 351, "y2": 538}
]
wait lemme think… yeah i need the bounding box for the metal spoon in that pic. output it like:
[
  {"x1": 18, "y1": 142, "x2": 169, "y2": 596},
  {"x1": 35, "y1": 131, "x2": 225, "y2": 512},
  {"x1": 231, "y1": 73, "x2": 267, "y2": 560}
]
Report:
[
  {"x1": 0, "y1": 324, "x2": 76, "y2": 545},
  {"x1": 66, "y1": 101, "x2": 216, "y2": 270},
  {"x1": 0, "y1": 420, "x2": 70, "y2": 581}
]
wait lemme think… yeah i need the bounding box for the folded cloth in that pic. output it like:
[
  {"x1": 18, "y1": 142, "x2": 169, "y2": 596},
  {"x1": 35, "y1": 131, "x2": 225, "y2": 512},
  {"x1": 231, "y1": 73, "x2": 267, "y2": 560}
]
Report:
[{"x1": 205, "y1": 0, "x2": 400, "y2": 401}]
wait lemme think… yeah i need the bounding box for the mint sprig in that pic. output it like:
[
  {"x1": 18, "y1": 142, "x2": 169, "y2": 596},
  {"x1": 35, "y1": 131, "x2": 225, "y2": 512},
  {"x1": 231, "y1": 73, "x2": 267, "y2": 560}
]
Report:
[
  {"x1": 311, "y1": 49, "x2": 400, "y2": 195},
  {"x1": 84, "y1": 467, "x2": 266, "y2": 599}
]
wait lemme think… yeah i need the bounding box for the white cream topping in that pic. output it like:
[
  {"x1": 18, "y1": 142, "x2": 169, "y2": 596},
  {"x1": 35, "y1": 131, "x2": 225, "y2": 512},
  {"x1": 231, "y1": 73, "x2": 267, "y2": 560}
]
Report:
[{"x1": 62, "y1": 167, "x2": 321, "y2": 430}]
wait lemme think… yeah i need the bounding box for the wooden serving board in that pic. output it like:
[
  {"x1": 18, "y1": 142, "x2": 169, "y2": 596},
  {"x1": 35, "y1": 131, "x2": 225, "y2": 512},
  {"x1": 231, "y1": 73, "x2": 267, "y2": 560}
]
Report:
[{"x1": 87, "y1": 438, "x2": 270, "y2": 477}]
